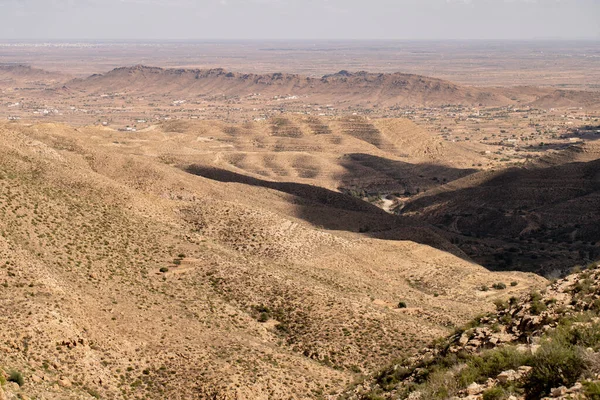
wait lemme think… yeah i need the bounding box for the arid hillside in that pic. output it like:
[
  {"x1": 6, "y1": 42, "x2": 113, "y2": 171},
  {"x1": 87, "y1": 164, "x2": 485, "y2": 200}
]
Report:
[
  {"x1": 1, "y1": 57, "x2": 599, "y2": 400},
  {"x1": 348, "y1": 261, "x2": 600, "y2": 399},
  {"x1": 0, "y1": 121, "x2": 544, "y2": 399}
]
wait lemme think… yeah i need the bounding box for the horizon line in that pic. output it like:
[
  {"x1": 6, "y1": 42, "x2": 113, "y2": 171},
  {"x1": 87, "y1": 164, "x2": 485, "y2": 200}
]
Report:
[{"x1": 1, "y1": 38, "x2": 599, "y2": 42}]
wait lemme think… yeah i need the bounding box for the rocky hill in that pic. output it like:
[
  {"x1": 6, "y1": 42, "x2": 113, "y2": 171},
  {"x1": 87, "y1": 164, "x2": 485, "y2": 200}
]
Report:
[
  {"x1": 346, "y1": 261, "x2": 600, "y2": 400},
  {"x1": 62, "y1": 65, "x2": 507, "y2": 107},
  {"x1": 62, "y1": 65, "x2": 600, "y2": 109}
]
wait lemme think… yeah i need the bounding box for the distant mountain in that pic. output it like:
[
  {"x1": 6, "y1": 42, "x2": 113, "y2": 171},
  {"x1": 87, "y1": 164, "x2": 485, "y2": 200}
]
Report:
[
  {"x1": 3, "y1": 64, "x2": 599, "y2": 109},
  {"x1": 63, "y1": 65, "x2": 529, "y2": 107},
  {"x1": 0, "y1": 64, "x2": 70, "y2": 89}
]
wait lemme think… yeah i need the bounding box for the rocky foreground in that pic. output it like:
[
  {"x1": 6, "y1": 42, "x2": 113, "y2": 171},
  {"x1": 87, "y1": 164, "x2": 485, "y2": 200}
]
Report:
[{"x1": 345, "y1": 262, "x2": 600, "y2": 400}]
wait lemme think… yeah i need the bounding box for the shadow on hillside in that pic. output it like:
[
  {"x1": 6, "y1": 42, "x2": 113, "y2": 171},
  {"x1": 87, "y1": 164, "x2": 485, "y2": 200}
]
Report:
[
  {"x1": 187, "y1": 152, "x2": 600, "y2": 276},
  {"x1": 338, "y1": 153, "x2": 477, "y2": 194},
  {"x1": 184, "y1": 164, "x2": 468, "y2": 259},
  {"x1": 400, "y1": 159, "x2": 600, "y2": 276}
]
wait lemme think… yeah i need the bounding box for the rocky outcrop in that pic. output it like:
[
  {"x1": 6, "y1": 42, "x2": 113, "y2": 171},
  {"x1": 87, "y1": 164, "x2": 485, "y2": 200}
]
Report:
[{"x1": 347, "y1": 262, "x2": 600, "y2": 400}]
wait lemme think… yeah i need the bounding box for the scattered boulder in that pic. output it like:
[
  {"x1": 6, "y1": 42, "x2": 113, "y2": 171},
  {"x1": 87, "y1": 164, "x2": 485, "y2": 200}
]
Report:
[
  {"x1": 466, "y1": 382, "x2": 484, "y2": 395},
  {"x1": 497, "y1": 369, "x2": 518, "y2": 383},
  {"x1": 58, "y1": 377, "x2": 72, "y2": 388},
  {"x1": 550, "y1": 386, "x2": 567, "y2": 397}
]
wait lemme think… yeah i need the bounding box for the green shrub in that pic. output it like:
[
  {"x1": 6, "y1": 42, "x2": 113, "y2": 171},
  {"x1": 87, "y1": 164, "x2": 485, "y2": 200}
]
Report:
[
  {"x1": 460, "y1": 346, "x2": 530, "y2": 387},
  {"x1": 375, "y1": 364, "x2": 413, "y2": 390},
  {"x1": 159, "y1": 267, "x2": 169, "y2": 273},
  {"x1": 362, "y1": 394, "x2": 386, "y2": 400},
  {"x1": 510, "y1": 281, "x2": 518, "y2": 287},
  {"x1": 482, "y1": 386, "x2": 506, "y2": 400},
  {"x1": 493, "y1": 283, "x2": 507, "y2": 290},
  {"x1": 253, "y1": 304, "x2": 271, "y2": 322},
  {"x1": 8, "y1": 370, "x2": 24, "y2": 386},
  {"x1": 349, "y1": 365, "x2": 362, "y2": 373},
  {"x1": 415, "y1": 368, "x2": 460, "y2": 400},
  {"x1": 560, "y1": 320, "x2": 600, "y2": 350},
  {"x1": 525, "y1": 340, "x2": 586, "y2": 399},
  {"x1": 530, "y1": 300, "x2": 547, "y2": 315},
  {"x1": 397, "y1": 301, "x2": 407, "y2": 309},
  {"x1": 494, "y1": 299, "x2": 508, "y2": 312},
  {"x1": 530, "y1": 291, "x2": 542, "y2": 302},
  {"x1": 257, "y1": 312, "x2": 269, "y2": 322},
  {"x1": 582, "y1": 381, "x2": 600, "y2": 398}
]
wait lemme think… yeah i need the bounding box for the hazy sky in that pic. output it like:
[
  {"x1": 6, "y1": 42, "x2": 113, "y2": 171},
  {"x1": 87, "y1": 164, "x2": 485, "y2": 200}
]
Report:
[{"x1": 0, "y1": 0, "x2": 598, "y2": 40}]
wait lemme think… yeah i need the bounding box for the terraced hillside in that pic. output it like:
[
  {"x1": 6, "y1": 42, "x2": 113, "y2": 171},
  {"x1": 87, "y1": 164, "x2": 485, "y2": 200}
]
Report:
[{"x1": 152, "y1": 116, "x2": 478, "y2": 195}]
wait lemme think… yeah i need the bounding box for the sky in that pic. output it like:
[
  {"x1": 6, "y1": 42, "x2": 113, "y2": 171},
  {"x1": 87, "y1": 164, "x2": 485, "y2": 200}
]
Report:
[{"x1": 0, "y1": 0, "x2": 598, "y2": 40}]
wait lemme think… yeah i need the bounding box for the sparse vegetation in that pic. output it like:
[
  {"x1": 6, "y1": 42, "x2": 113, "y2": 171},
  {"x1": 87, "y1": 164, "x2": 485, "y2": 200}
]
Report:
[
  {"x1": 1, "y1": 55, "x2": 598, "y2": 400},
  {"x1": 355, "y1": 264, "x2": 600, "y2": 400},
  {"x1": 8, "y1": 370, "x2": 24, "y2": 386}
]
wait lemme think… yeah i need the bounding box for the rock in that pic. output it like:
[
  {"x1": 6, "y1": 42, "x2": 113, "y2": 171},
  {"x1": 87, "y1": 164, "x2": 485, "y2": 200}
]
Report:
[
  {"x1": 497, "y1": 369, "x2": 518, "y2": 383},
  {"x1": 0, "y1": 387, "x2": 6, "y2": 400},
  {"x1": 31, "y1": 374, "x2": 42, "y2": 384},
  {"x1": 551, "y1": 386, "x2": 567, "y2": 397},
  {"x1": 407, "y1": 392, "x2": 422, "y2": 400},
  {"x1": 58, "y1": 377, "x2": 72, "y2": 388},
  {"x1": 459, "y1": 333, "x2": 469, "y2": 346},
  {"x1": 516, "y1": 344, "x2": 529, "y2": 353},
  {"x1": 7, "y1": 382, "x2": 19, "y2": 392},
  {"x1": 567, "y1": 382, "x2": 582, "y2": 393},
  {"x1": 518, "y1": 365, "x2": 533, "y2": 375},
  {"x1": 466, "y1": 382, "x2": 484, "y2": 395}
]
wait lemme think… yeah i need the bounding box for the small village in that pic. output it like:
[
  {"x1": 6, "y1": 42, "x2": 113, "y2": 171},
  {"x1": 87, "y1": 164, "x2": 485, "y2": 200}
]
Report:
[{"x1": 2, "y1": 86, "x2": 598, "y2": 171}]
